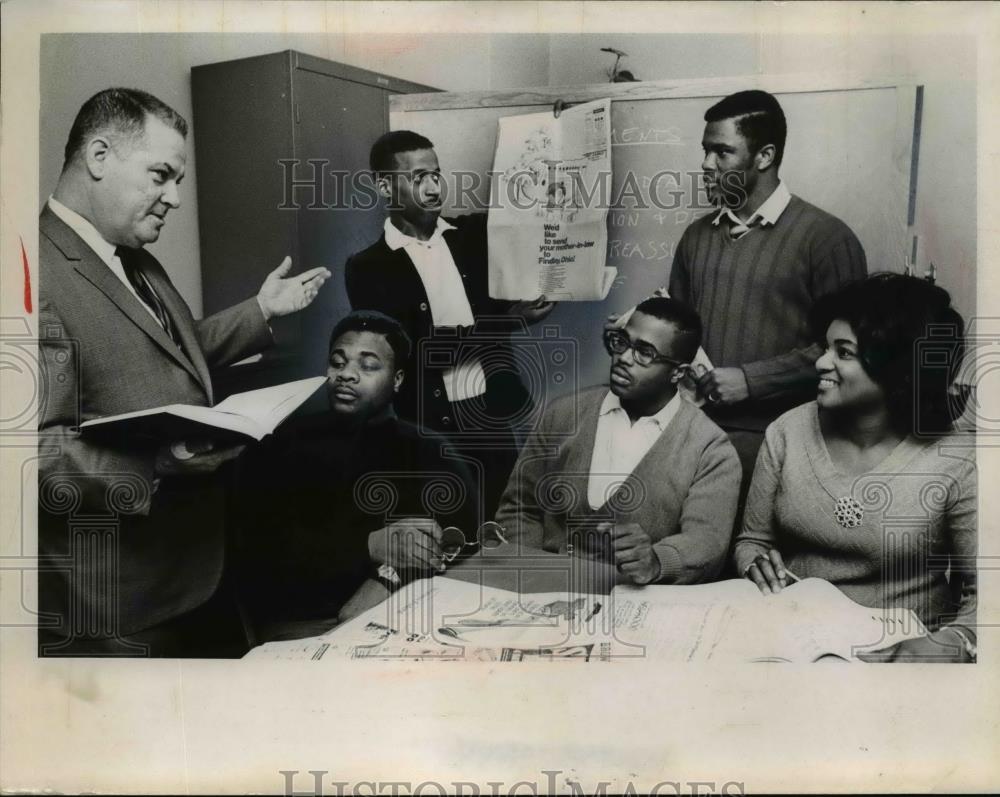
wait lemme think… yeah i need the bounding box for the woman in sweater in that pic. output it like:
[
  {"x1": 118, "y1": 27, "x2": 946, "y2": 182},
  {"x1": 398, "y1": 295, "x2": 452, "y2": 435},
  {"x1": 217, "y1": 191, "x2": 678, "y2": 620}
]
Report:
[{"x1": 734, "y1": 273, "x2": 976, "y2": 662}]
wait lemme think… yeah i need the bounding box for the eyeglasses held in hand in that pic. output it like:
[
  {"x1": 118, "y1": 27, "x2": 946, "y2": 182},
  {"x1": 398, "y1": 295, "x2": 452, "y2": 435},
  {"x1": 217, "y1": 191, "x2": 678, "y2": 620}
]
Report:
[
  {"x1": 603, "y1": 329, "x2": 685, "y2": 369},
  {"x1": 441, "y1": 521, "x2": 508, "y2": 563}
]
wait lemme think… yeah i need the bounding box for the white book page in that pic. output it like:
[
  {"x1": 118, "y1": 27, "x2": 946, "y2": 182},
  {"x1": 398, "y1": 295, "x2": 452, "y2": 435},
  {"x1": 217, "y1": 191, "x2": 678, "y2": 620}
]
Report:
[{"x1": 210, "y1": 376, "x2": 326, "y2": 433}]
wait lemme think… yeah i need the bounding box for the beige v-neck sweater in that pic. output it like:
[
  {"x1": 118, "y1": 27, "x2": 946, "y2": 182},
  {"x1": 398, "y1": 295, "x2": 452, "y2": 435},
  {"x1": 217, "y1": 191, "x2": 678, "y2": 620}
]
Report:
[
  {"x1": 735, "y1": 403, "x2": 977, "y2": 629},
  {"x1": 495, "y1": 387, "x2": 741, "y2": 583}
]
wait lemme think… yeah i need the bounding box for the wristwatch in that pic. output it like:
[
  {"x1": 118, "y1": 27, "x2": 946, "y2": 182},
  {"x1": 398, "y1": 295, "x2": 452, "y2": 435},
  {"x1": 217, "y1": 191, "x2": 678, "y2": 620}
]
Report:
[{"x1": 375, "y1": 564, "x2": 402, "y2": 591}]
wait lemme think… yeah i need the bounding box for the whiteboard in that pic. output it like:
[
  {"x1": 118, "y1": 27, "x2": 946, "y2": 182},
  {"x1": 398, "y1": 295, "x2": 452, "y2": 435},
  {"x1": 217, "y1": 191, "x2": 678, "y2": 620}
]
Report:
[{"x1": 390, "y1": 75, "x2": 918, "y2": 399}]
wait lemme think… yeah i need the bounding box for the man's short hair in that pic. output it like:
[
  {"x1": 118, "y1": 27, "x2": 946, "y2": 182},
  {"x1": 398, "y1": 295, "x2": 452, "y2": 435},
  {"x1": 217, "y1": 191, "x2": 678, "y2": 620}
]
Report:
[
  {"x1": 328, "y1": 310, "x2": 412, "y2": 367},
  {"x1": 705, "y1": 90, "x2": 787, "y2": 168},
  {"x1": 633, "y1": 296, "x2": 703, "y2": 364},
  {"x1": 63, "y1": 88, "x2": 188, "y2": 171},
  {"x1": 369, "y1": 130, "x2": 435, "y2": 177}
]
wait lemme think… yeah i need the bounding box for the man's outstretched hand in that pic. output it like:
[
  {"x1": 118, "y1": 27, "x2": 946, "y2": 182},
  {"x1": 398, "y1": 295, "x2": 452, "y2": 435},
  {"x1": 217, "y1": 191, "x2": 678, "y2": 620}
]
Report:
[{"x1": 256, "y1": 257, "x2": 332, "y2": 321}]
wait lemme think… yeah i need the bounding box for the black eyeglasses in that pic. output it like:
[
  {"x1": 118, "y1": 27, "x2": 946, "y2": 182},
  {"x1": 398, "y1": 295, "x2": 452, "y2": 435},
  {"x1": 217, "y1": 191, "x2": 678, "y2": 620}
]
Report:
[{"x1": 603, "y1": 329, "x2": 684, "y2": 368}]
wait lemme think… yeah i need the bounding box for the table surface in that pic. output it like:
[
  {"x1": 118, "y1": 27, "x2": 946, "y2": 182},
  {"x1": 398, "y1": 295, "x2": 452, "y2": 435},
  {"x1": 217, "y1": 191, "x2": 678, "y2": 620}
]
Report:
[
  {"x1": 257, "y1": 545, "x2": 621, "y2": 643},
  {"x1": 442, "y1": 544, "x2": 621, "y2": 594}
]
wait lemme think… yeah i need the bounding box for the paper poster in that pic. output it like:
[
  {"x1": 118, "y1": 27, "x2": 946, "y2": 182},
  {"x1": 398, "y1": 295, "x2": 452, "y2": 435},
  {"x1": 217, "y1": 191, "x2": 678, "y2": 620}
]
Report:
[
  {"x1": 488, "y1": 98, "x2": 617, "y2": 301},
  {"x1": 245, "y1": 576, "x2": 925, "y2": 665}
]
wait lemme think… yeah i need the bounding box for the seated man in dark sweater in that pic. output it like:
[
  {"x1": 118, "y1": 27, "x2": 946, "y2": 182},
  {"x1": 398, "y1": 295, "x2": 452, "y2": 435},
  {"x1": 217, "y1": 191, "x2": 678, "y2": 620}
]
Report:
[
  {"x1": 238, "y1": 311, "x2": 477, "y2": 642},
  {"x1": 495, "y1": 298, "x2": 741, "y2": 585}
]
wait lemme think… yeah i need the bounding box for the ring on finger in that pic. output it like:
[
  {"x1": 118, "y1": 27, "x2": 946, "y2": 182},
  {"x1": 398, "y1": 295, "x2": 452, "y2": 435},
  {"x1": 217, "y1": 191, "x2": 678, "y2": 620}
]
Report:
[{"x1": 742, "y1": 556, "x2": 767, "y2": 578}]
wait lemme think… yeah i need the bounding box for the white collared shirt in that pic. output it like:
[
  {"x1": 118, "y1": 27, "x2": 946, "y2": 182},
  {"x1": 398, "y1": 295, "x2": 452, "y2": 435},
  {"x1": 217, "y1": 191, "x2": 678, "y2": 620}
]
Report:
[
  {"x1": 384, "y1": 216, "x2": 486, "y2": 401},
  {"x1": 47, "y1": 196, "x2": 163, "y2": 325},
  {"x1": 587, "y1": 390, "x2": 681, "y2": 509},
  {"x1": 712, "y1": 181, "x2": 791, "y2": 239}
]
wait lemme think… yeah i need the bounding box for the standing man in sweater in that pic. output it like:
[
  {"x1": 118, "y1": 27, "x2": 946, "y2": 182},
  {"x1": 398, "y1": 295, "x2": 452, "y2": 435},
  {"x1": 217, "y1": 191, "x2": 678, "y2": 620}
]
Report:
[
  {"x1": 495, "y1": 297, "x2": 741, "y2": 585},
  {"x1": 668, "y1": 89, "x2": 867, "y2": 496}
]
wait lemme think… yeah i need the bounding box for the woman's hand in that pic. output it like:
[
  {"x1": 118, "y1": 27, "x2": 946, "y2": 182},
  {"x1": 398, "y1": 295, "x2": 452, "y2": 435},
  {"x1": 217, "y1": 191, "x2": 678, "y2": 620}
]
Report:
[
  {"x1": 858, "y1": 628, "x2": 974, "y2": 663},
  {"x1": 743, "y1": 549, "x2": 791, "y2": 594}
]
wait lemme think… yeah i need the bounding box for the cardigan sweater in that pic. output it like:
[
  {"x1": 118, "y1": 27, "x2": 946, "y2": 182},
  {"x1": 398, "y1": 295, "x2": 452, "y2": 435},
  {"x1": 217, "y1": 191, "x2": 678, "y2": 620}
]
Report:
[
  {"x1": 669, "y1": 195, "x2": 868, "y2": 431},
  {"x1": 495, "y1": 386, "x2": 742, "y2": 583},
  {"x1": 734, "y1": 403, "x2": 977, "y2": 630}
]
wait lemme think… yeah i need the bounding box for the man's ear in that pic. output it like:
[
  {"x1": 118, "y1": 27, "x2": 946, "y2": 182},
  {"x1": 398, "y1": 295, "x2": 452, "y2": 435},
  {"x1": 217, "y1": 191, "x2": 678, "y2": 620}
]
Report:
[
  {"x1": 377, "y1": 174, "x2": 394, "y2": 201},
  {"x1": 393, "y1": 369, "x2": 404, "y2": 393},
  {"x1": 84, "y1": 135, "x2": 113, "y2": 179},
  {"x1": 754, "y1": 143, "x2": 776, "y2": 172}
]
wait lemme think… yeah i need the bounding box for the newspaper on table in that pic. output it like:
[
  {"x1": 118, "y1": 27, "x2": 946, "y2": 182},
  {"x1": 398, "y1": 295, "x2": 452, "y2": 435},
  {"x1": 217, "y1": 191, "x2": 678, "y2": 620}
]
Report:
[
  {"x1": 244, "y1": 576, "x2": 926, "y2": 663},
  {"x1": 245, "y1": 579, "x2": 605, "y2": 662},
  {"x1": 488, "y1": 98, "x2": 616, "y2": 301}
]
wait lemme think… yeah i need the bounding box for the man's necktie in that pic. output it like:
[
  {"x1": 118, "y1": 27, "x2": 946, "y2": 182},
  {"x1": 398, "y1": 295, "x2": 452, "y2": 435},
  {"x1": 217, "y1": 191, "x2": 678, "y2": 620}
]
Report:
[
  {"x1": 728, "y1": 215, "x2": 758, "y2": 240},
  {"x1": 115, "y1": 246, "x2": 179, "y2": 345}
]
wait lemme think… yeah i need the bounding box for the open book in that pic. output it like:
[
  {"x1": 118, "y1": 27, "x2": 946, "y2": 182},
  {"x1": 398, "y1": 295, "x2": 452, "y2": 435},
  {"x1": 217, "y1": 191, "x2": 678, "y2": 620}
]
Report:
[
  {"x1": 607, "y1": 577, "x2": 927, "y2": 663},
  {"x1": 80, "y1": 376, "x2": 326, "y2": 443},
  {"x1": 244, "y1": 576, "x2": 927, "y2": 663}
]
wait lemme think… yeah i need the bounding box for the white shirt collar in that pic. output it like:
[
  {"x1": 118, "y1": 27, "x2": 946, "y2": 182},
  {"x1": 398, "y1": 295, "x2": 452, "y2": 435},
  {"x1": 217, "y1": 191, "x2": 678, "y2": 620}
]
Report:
[
  {"x1": 383, "y1": 216, "x2": 456, "y2": 251},
  {"x1": 47, "y1": 196, "x2": 118, "y2": 267},
  {"x1": 712, "y1": 180, "x2": 791, "y2": 229},
  {"x1": 598, "y1": 389, "x2": 681, "y2": 430}
]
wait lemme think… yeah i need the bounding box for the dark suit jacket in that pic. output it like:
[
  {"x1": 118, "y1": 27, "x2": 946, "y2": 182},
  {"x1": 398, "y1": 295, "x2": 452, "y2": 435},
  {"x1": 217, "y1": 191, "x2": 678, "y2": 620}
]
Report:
[
  {"x1": 37, "y1": 205, "x2": 272, "y2": 645},
  {"x1": 344, "y1": 214, "x2": 531, "y2": 433}
]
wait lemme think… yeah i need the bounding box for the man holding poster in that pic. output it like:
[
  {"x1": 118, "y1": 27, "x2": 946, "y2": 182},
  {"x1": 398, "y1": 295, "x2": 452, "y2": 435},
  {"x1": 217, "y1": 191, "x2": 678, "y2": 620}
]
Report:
[{"x1": 345, "y1": 131, "x2": 554, "y2": 517}]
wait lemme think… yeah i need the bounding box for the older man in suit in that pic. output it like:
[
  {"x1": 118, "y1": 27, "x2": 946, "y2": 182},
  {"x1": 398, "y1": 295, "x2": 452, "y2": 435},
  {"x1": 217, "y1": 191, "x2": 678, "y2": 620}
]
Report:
[{"x1": 38, "y1": 88, "x2": 330, "y2": 657}]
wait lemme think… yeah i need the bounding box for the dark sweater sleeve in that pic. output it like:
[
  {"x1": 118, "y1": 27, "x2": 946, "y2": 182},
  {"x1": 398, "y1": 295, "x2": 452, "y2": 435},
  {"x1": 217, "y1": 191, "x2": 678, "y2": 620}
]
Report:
[
  {"x1": 416, "y1": 431, "x2": 480, "y2": 536},
  {"x1": 809, "y1": 222, "x2": 869, "y2": 300},
  {"x1": 667, "y1": 227, "x2": 692, "y2": 304},
  {"x1": 651, "y1": 430, "x2": 741, "y2": 583},
  {"x1": 740, "y1": 222, "x2": 868, "y2": 401},
  {"x1": 236, "y1": 435, "x2": 374, "y2": 606}
]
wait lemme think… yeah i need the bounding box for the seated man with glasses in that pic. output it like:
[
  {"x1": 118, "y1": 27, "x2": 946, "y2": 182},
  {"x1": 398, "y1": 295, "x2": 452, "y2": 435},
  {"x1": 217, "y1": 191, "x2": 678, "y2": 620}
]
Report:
[
  {"x1": 495, "y1": 297, "x2": 741, "y2": 585},
  {"x1": 237, "y1": 311, "x2": 478, "y2": 642}
]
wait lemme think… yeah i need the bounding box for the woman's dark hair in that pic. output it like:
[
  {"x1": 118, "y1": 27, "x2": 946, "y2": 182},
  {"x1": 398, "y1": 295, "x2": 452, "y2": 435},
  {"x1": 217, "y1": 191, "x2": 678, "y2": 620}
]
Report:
[{"x1": 809, "y1": 272, "x2": 967, "y2": 436}]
